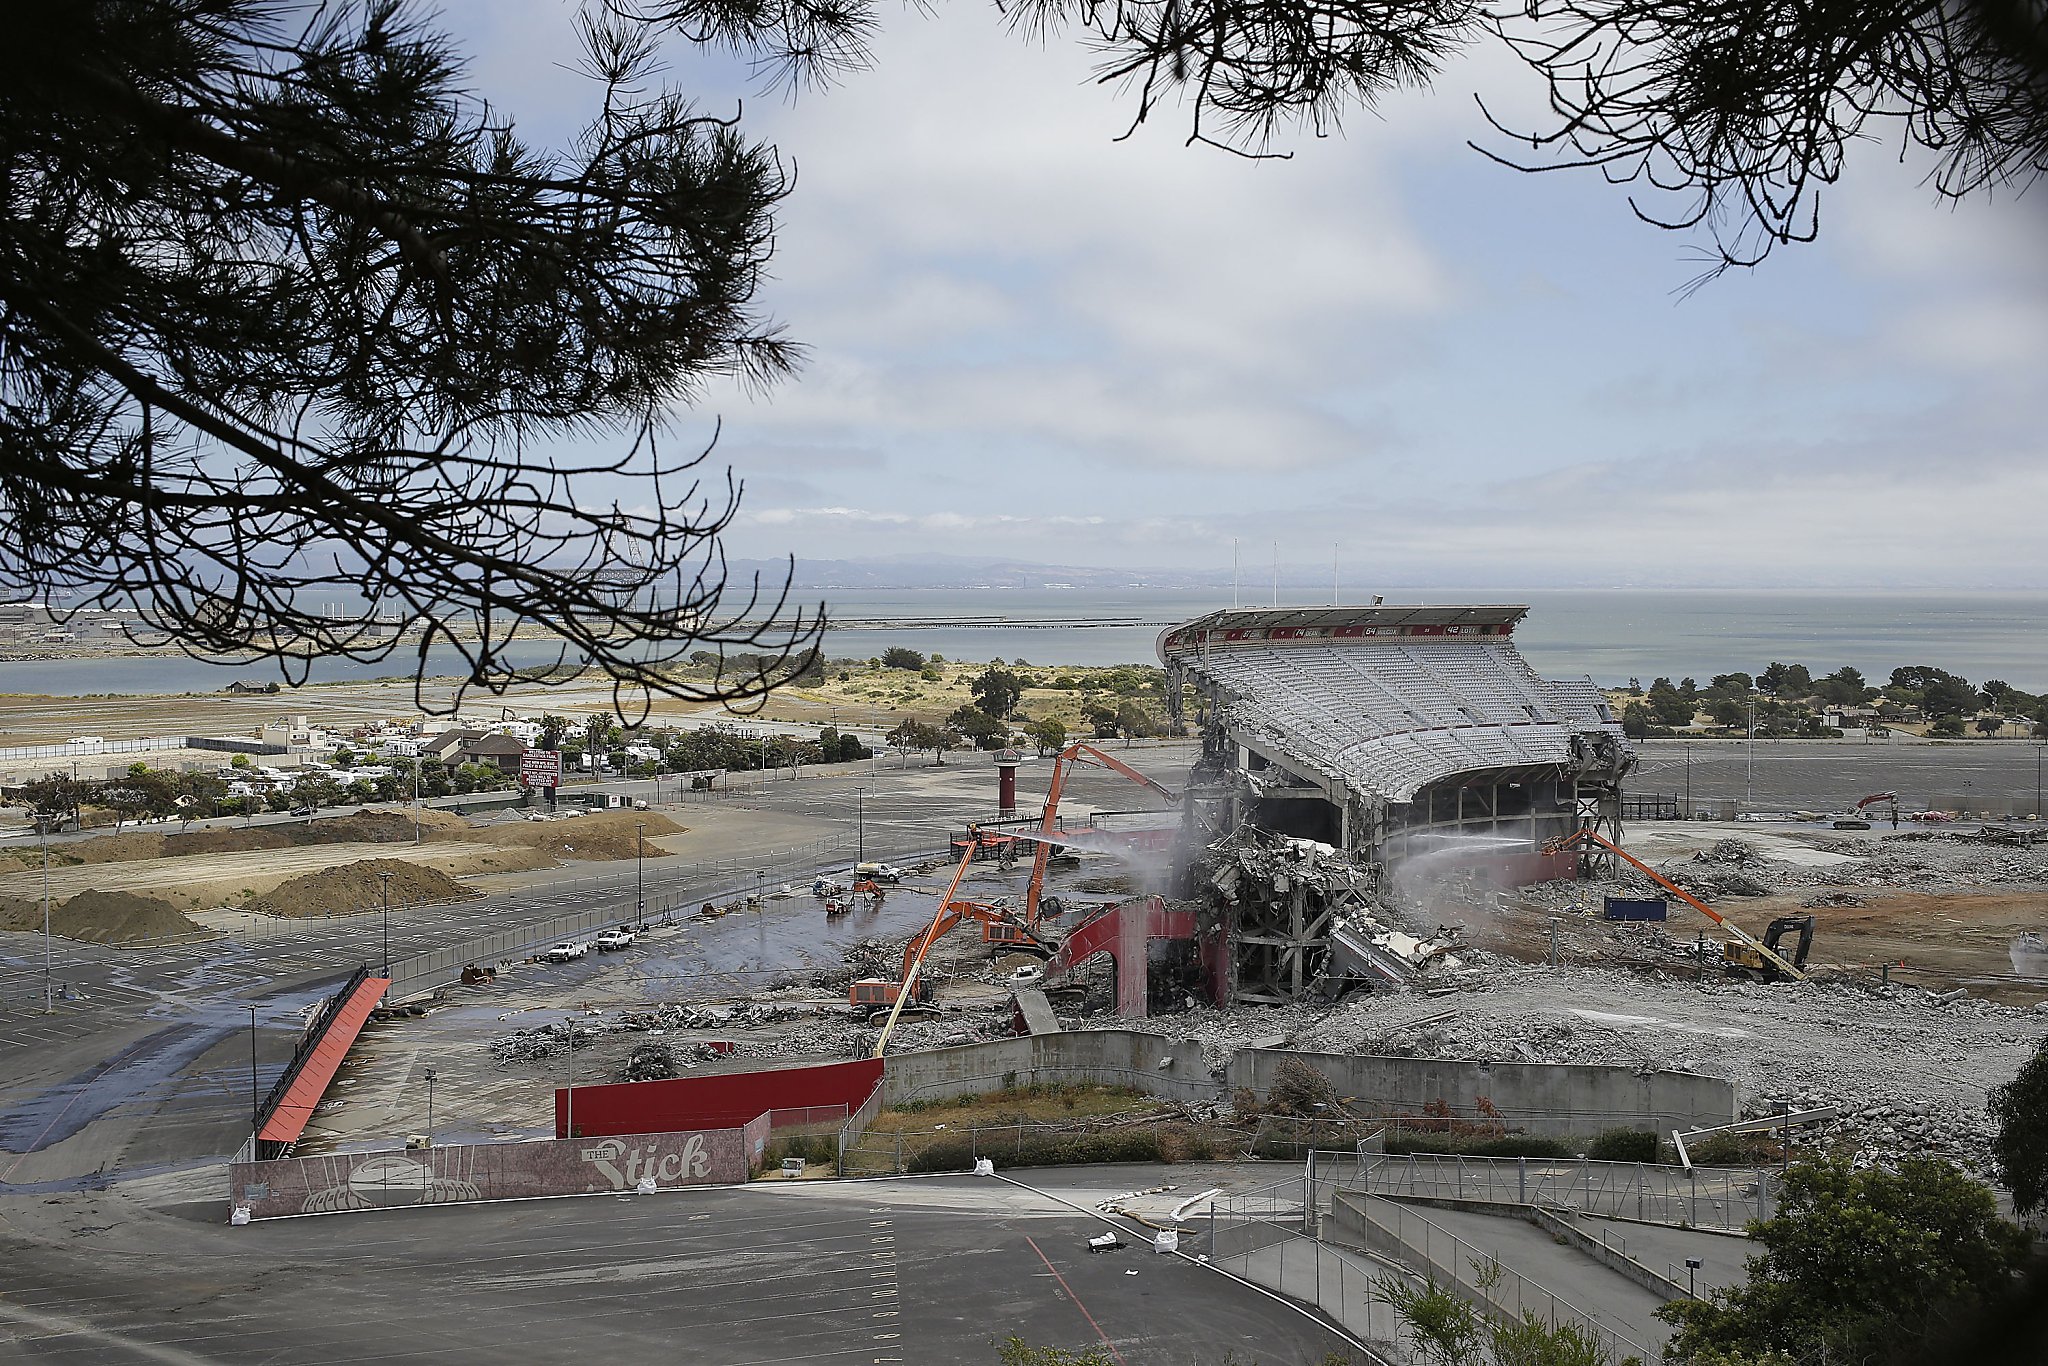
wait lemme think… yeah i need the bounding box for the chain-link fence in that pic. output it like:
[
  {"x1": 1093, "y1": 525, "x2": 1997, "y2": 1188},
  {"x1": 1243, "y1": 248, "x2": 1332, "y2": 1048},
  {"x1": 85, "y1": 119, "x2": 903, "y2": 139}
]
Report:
[
  {"x1": 1326, "y1": 1187, "x2": 1653, "y2": 1363},
  {"x1": 836, "y1": 1117, "x2": 1248, "y2": 1177},
  {"x1": 1358, "y1": 1152, "x2": 1776, "y2": 1232}
]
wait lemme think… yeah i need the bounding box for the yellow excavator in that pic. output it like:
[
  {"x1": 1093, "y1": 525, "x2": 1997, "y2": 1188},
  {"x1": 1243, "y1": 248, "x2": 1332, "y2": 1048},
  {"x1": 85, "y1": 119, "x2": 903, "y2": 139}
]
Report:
[{"x1": 1547, "y1": 828, "x2": 1811, "y2": 982}]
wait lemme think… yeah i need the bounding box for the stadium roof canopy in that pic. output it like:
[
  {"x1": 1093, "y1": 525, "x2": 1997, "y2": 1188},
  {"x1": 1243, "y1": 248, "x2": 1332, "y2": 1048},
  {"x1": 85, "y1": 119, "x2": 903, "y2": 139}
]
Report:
[{"x1": 1162, "y1": 605, "x2": 1622, "y2": 805}]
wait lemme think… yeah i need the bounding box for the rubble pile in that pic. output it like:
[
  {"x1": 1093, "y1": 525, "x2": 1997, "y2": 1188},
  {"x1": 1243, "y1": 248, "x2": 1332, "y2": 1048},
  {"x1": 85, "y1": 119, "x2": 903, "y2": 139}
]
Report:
[
  {"x1": 1092, "y1": 956, "x2": 2046, "y2": 1176},
  {"x1": 1514, "y1": 829, "x2": 2048, "y2": 918},
  {"x1": 488, "y1": 1020, "x2": 595, "y2": 1064},
  {"x1": 619, "y1": 1042, "x2": 679, "y2": 1082}
]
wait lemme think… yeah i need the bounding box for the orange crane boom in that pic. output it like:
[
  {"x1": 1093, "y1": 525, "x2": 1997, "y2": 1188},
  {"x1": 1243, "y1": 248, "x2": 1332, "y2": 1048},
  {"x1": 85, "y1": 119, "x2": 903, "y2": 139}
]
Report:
[
  {"x1": 1550, "y1": 828, "x2": 1807, "y2": 981},
  {"x1": 1023, "y1": 741, "x2": 1178, "y2": 927},
  {"x1": 871, "y1": 844, "x2": 978, "y2": 1057}
]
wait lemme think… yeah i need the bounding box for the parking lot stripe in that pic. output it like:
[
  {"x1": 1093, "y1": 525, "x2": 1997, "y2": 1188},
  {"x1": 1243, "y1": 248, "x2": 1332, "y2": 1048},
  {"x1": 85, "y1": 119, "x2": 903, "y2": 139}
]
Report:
[{"x1": 1023, "y1": 1234, "x2": 1127, "y2": 1366}]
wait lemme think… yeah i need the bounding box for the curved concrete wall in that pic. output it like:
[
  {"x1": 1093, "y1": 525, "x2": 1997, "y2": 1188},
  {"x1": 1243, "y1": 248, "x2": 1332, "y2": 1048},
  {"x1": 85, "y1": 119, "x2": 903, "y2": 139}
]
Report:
[
  {"x1": 1226, "y1": 1048, "x2": 1734, "y2": 1136},
  {"x1": 880, "y1": 1030, "x2": 1217, "y2": 1106}
]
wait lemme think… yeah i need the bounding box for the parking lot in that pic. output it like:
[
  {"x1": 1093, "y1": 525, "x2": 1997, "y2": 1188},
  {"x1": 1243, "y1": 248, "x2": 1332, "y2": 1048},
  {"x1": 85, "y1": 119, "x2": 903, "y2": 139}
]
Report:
[{"x1": 0, "y1": 1171, "x2": 1356, "y2": 1364}]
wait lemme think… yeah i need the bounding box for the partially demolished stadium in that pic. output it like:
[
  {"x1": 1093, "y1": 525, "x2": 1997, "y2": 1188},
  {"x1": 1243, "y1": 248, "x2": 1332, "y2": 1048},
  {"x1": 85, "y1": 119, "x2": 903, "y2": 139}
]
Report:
[{"x1": 1157, "y1": 605, "x2": 1636, "y2": 1005}]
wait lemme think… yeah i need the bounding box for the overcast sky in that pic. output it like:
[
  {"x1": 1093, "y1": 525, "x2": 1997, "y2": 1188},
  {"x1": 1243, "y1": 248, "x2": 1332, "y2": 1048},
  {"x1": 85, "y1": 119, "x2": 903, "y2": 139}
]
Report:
[{"x1": 444, "y1": 2, "x2": 2048, "y2": 588}]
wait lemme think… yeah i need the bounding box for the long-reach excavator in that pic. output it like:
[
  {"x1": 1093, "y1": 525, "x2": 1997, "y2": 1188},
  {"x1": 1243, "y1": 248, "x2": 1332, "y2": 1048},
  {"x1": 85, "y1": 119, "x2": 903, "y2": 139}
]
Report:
[
  {"x1": 859, "y1": 844, "x2": 1057, "y2": 1050},
  {"x1": 1022, "y1": 742, "x2": 1178, "y2": 928},
  {"x1": 1547, "y1": 827, "x2": 1810, "y2": 982}
]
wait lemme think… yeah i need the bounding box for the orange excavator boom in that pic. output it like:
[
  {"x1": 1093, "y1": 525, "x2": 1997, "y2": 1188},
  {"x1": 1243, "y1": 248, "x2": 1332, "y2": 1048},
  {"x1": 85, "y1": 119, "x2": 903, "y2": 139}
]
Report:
[
  {"x1": 1024, "y1": 742, "x2": 1178, "y2": 927},
  {"x1": 1549, "y1": 828, "x2": 1807, "y2": 981},
  {"x1": 871, "y1": 843, "x2": 979, "y2": 1057}
]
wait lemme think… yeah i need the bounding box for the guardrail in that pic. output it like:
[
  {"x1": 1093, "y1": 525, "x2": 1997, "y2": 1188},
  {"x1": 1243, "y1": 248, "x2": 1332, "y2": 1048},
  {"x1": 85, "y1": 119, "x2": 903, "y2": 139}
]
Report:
[
  {"x1": 1329, "y1": 1189, "x2": 1651, "y2": 1363},
  {"x1": 1359, "y1": 1152, "x2": 1775, "y2": 1232}
]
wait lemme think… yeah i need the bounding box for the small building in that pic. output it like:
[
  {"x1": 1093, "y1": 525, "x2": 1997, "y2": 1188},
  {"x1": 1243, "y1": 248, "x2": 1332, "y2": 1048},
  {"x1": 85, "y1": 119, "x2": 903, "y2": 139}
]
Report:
[
  {"x1": 456, "y1": 735, "x2": 528, "y2": 775},
  {"x1": 419, "y1": 729, "x2": 486, "y2": 763}
]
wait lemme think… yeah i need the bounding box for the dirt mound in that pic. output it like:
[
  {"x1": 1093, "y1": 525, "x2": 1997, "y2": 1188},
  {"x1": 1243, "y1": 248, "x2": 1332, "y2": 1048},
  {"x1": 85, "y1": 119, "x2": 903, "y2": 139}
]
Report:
[
  {"x1": 67, "y1": 808, "x2": 477, "y2": 866},
  {"x1": 0, "y1": 889, "x2": 205, "y2": 943},
  {"x1": 463, "y1": 810, "x2": 684, "y2": 863},
  {"x1": 249, "y1": 858, "x2": 480, "y2": 918}
]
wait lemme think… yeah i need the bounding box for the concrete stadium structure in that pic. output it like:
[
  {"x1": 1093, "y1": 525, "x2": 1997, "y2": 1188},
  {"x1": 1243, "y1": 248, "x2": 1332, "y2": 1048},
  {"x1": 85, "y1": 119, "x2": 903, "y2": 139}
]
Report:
[{"x1": 1160, "y1": 604, "x2": 1636, "y2": 1001}]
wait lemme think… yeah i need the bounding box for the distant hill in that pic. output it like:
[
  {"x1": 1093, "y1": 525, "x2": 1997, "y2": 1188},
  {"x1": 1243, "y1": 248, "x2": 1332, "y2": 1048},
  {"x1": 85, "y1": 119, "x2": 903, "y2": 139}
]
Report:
[{"x1": 728, "y1": 556, "x2": 1235, "y2": 591}]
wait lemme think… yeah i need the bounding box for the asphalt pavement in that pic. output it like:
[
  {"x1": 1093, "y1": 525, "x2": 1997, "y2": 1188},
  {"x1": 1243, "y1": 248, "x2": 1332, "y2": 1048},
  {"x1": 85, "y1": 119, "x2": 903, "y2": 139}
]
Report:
[{"x1": 0, "y1": 1170, "x2": 1358, "y2": 1365}]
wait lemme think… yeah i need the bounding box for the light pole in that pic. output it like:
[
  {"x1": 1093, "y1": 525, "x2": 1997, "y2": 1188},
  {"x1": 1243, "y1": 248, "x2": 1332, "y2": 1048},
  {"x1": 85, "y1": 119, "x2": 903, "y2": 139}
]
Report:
[
  {"x1": 754, "y1": 869, "x2": 765, "y2": 911},
  {"x1": 424, "y1": 1066, "x2": 437, "y2": 1147},
  {"x1": 1745, "y1": 688, "x2": 1758, "y2": 808},
  {"x1": 247, "y1": 1005, "x2": 261, "y2": 1150},
  {"x1": 37, "y1": 814, "x2": 53, "y2": 1012},
  {"x1": 377, "y1": 869, "x2": 393, "y2": 978},
  {"x1": 635, "y1": 821, "x2": 646, "y2": 925},
  {"x1": 854, "y1": 787, "x2": 866, "y2": 863},
  {"x1": 1683, "y1": 743, "x2": 1692, "y2": 820},
  {"x1": 412, "y1": 757, "x2": 420, "y2": 845}
]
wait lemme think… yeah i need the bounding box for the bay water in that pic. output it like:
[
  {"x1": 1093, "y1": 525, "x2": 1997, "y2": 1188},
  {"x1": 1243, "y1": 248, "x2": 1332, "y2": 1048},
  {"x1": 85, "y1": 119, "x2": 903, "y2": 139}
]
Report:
[{"x1": 0, "y1": 587, "x2": 2041, "y2": 696}]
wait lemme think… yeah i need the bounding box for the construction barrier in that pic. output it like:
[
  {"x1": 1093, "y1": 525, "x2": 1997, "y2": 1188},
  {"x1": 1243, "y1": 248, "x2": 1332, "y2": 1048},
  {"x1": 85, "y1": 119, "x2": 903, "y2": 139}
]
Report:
[{"x1": 557, "y1": 1057, "x2": 884, "y2": 1138}]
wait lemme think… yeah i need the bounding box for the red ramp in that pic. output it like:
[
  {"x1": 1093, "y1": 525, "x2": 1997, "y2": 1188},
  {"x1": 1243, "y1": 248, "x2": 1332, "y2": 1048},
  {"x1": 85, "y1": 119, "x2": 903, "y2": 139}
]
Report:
[{"x1": 257, "y1": 975, "x2": 389, "y2": 1145}]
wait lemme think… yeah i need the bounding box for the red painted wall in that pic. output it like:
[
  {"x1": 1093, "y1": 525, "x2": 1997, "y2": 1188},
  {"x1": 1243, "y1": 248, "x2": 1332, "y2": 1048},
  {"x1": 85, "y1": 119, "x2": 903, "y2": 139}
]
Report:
[{"x1": 556, "y1": 1057, "x2": 884, "y2": 1139}]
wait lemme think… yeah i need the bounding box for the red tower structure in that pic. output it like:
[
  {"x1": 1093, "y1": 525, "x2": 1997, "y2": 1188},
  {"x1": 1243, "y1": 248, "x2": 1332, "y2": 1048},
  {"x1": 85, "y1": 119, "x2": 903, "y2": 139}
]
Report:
[{"x1": 992, "y1": 748, "x2": 1025, "y2": 816}]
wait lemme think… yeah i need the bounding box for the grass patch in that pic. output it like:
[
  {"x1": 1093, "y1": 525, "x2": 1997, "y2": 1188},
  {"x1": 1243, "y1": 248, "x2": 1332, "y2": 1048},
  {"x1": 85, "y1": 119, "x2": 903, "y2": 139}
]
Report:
[{"x1": 869, "y1": 1083, "x2": 1154, "y2": 1133}]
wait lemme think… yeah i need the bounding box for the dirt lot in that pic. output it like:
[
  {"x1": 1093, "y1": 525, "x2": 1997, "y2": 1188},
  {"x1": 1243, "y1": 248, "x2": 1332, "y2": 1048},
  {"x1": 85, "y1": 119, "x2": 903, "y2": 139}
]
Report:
[
  {"x1": 250, "y1": 858, "x2": 479, "y2": 917},
  {"x1": 0, "y1": 809, "x2": 689, "y2": 916},
  {"x1": 1468, "y1": 885, "x2": 2047, "y2": 1004}
]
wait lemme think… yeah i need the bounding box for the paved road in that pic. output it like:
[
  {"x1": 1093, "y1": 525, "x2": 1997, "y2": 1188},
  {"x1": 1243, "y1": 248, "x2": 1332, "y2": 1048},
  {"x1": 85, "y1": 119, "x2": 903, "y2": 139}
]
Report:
[
  {"x1": 0, "y1": 1170, "x2": 1356, "y2": 1365},
  {"x1": 1391, "y1": 1201, "x2": 1676, "y2": 1353},
  {"x1": 1562, "y1": 1213, "x2": 1754, "y2": 1298},
  {"x1": 1627, "y1": 735, "x2": 2046, "y2": 815}
]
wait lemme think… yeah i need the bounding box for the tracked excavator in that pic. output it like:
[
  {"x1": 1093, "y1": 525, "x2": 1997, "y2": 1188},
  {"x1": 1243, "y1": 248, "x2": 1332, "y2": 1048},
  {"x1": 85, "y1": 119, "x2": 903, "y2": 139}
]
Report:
[
  {"x1": 1547, "y1": 828, "x2": 1813, "y2": 982},
  {"x1": 856, "y1": 843, "x2": 1057, "y2": 1045},
  {"x1": 1833, "y1": 790, "x2": 1900, "y2": 830}
]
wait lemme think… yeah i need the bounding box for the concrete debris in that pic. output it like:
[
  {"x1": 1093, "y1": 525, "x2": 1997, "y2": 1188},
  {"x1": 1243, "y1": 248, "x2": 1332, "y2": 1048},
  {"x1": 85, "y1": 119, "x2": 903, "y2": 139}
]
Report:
[
  {"x1": 1089, "y1": 959, "x2": 2046, "y2": 1179},
  {"x1": 487, "y1": 1020, "x2": 596, "y2": 1064},
  {"x1": 619, "y1": 1042, "x2": 679, "y2": 1082}
]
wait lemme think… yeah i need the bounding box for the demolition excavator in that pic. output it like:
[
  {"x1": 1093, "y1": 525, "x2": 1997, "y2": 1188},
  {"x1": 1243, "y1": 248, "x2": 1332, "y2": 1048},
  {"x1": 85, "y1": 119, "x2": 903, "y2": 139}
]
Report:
[
  {"x1": 859, "y1": 842, "x2": 1058, "y2": 1048},
  {"x1": 1547, "y1": 828, "x2": 1813, "y2": 982},
  {"x1": 1021, "y1": 741, "x2": 1178, "y2": 928}
]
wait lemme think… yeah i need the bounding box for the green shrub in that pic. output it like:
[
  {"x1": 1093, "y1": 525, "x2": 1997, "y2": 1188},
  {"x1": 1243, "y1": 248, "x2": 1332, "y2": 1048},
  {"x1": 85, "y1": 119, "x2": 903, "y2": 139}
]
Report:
[
  {"x1": 1686, "y1": 1132, "x2": 1783, "y2": 1167},
  {"x1": 1588, "y1": 1128, "x2": 1660, "y2": 1164},
  {"x1": 764, "y1": 1133, "x2": 836, "y2": 1167},
  {"x1": 1383, "y1": 1132, "x2": 1575, "y2": 1159},
  {"x1": 906, "y1": 1128, "x2": 1165, "y2": 1173}
]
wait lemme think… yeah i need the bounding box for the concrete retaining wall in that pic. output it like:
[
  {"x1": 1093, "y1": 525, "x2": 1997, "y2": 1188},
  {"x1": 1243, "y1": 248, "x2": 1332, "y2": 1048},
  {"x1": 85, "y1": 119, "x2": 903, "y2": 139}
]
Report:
[
  {"x1": 1228, "y1": 1049, "x2": 1734, "y2": 1137},
  {"x1": 881, "y1": 1029, "x2": 1219, "y2": 1106}
]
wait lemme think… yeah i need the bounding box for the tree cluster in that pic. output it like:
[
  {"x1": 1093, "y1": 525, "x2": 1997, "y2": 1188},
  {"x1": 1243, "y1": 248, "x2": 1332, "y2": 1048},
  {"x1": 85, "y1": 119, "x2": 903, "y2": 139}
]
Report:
[
  {"x1": 1619, "y1": 661, "x2": 2046, "y2": 739},
  {"x1": 1659, "y1": 1157, "x2": 2031, "y2": 1364},
  {"x1": 2, "y1": 0, "x2": 819, "y2": 712}
]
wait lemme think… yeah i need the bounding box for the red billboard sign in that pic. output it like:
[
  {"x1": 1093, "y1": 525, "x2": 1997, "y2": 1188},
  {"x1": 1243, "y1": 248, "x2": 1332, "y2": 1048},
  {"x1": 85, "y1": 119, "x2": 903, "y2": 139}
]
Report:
[{"x1": 519, "y1": 749, "x2": 562, "y2": 789}]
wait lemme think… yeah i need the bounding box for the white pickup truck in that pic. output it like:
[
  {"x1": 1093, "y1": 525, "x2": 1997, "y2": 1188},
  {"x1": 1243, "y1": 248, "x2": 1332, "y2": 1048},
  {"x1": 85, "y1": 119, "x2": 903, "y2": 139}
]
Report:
[
  {"x1": 594, "y1": 929, "x2": 636, "y2": 952},
  {"x1": 541, "y1": 941, "x2": 588, "y2": 963}
]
